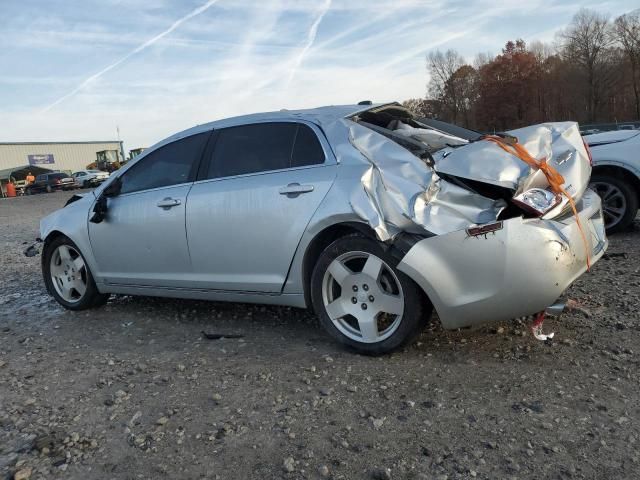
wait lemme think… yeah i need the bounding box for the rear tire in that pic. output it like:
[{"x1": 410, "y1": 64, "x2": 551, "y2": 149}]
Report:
[
  {"x1": 43, "y1": 236, "x2": 109, "y2": 310},
  {"x1": 46, "y1": 185, "x2": 52, "y2": 193},
  {"x1": 310, "y1": 234, "x2": 431, "y2": 355},
  {"x1": 590, "y1": 174, "x2": 638, "y2": 233}
]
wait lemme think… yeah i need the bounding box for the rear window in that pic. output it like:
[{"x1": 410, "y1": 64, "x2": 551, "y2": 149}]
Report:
[
  {"x1": 292, "y1": 124, "x2": 325, "y2": 167},
  {"x1": 50, "y1": 173, "x2": 68, "y2": 179}
]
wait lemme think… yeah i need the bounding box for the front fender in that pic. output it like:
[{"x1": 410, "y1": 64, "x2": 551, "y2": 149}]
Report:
[{"x1": 40, "y1": 193, "x2": 102, "y2": 283}]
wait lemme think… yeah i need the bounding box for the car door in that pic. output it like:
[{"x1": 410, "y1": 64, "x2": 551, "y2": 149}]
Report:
[
  {"x1": 185, "y1": 121, "x2": 336, "y2": 292},
  {"x1": 88, "y1": 131, "x2": 211, "y2": 287}
]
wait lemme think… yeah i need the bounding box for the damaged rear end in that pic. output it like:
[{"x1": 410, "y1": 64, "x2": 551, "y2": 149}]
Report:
[{"x1": 342, "y1": 103, "x2": 607, "y2": 330}]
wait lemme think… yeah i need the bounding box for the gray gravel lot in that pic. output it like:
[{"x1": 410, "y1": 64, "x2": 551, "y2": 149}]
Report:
[{"x1": 1, "y1": 191, "x2": 639, "y2": 480}]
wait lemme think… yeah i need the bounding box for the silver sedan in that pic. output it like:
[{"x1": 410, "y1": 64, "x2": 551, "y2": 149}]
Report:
[{"x1": 39, "y1": 103, "x2": 607, "y2": 354}]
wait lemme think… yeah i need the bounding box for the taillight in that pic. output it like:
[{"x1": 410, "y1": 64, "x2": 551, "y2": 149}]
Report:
[
  {"x1": 512, "y1": 188, "x2": 562, "y2": 216},
  {"x1": 54, "y1": 179, "x2": 61, "y2": 184},
  {"x1": 582, "y1": 137, "x2": 593, "y2": 166}
]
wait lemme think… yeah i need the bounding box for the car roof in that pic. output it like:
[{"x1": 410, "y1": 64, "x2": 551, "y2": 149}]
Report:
[{"x1": 159, "y1": 103, "x2": 394, "y2": 146}]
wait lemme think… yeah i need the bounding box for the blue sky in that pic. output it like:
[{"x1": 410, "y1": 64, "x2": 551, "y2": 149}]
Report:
[{"x1": 0, "y1": 0, "x2": 637, "y2": 151}]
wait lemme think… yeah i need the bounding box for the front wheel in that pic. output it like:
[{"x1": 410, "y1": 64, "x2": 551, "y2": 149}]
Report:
[
  {"x1": 311, "y1": 234, "x2": 431, "y2": 355},
  {"x1": 590, "y1": 174, "x2": 638, "y2": 233},
  {"x1": 43, "y1": 236, "x2": 109, "y2": 310}
]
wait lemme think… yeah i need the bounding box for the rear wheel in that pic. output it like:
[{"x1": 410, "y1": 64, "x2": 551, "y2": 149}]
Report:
[
  {"x1": 590, "y1": 174, "x2": 638, "y2": 233},
  {"x1": 46, "y1": 185, "x2": 53, "y2": 193},
  {"x1": 311, "y1": 234, "x2": 431, "y2": 355},
  {"x1": 43, "y1": 236, "x2": 109, "y2": 310}
]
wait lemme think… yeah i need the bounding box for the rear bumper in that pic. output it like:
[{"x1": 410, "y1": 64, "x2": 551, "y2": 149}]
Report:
[{"x1": 398, "y1": 189, "x2": 607, "y2": 329}]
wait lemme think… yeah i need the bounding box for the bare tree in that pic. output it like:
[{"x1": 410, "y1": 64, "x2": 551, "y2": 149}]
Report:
[
  {"x1": 402, "y1": 98, "x2": 439, "y2": 118},
  {"x1": 560, "y1": 8, "x2": 615, "y2": 122},
  {"x1": 473, "y1": 52, "x2": 494, "y2": 70},
  {"x1": 613, "y1": 10, "x2": 640, "y2": 118},
  {"x1": 426, "y1": 50, "x2": 465, "y2": 123}
]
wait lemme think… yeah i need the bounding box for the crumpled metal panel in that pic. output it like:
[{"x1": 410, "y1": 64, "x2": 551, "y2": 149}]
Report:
[
  {"x1": 345, "y1": 119, "x2": 590, "y2": 240},
  {"x1": 434, "y1": 122, "x2": 591, "y2": 199},
  {"x1": 346, "y1": 122, "x2": 505, "y2": 239}
]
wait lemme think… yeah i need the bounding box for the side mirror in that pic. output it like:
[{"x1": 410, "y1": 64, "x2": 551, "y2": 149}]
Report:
[{"x1": 90, "y1": 177, "x2": 122, "y2": 223}]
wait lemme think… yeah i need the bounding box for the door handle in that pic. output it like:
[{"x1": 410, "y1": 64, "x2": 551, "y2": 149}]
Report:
[
  {"x1": 157, "y1": 197, "x2": 181, "y2": 209},
  {"x1": 279, "y1": 183, "x2": 314, "y2": 196}
]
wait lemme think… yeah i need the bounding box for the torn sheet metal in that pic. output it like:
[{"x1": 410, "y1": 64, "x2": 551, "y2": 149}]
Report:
[
  {"x1": 347, "y1": 122, "x2": 505, "y2": 240},
  {"x1": 434, "y1": 122, "x2": 591, "y2": 199},
  {"x1": 346, "y1": 116, "x2": 590, "y2": 241}
]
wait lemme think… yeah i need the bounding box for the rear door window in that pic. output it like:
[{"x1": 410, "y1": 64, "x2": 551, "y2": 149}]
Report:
[
  {"x1": 206, "y1": 122, "x2": 325, "y2": 179},
  {"x1": 207, "y1": 123, "x2": 296, "y2": 179},
  {"x1": 119, "y1": 132, "x2": 210, "y2": 194}
]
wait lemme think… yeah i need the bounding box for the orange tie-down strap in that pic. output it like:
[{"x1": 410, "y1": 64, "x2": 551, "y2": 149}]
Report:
[{"x1": 482, "y1": 135, "x2": 591, "y2": 270}]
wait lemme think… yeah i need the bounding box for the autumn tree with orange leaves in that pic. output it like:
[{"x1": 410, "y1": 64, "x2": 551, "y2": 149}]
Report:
[{"x1": 404, "y1": 8, "x2": 640, "y2": 131}]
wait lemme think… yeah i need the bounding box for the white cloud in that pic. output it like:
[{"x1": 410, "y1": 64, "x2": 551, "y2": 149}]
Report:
[
  {"x1": 2, "y1": 0, "x2": 638, "y2": 152},
  {"x1": 39, "y1": 0, "x2": 222, "y2": 113}
]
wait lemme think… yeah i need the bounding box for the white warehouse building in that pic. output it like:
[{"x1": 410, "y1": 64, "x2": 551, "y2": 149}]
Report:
[{"x1": 0, "y1": 140, "x2": 124, "y2": 174}]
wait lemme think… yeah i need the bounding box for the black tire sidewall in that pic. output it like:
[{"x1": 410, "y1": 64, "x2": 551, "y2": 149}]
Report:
[
  {"x1": 43, "y1": 236, "x2": 107, "y2": 310},
  {"x1": 310, "y1": 234, "x2": 430, "y2": 355},
  {"x1": 591, "y1": 174, "x2": 638, "y2": 233}
]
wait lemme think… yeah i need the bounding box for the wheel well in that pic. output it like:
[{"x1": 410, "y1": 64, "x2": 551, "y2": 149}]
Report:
[
  {"x1": 43, "y1": 230, "x2": 67, "y2": 247},
  {"x1": 41, "y1": 230, "x2": 67, "y2": 274},
  {"x1": 592, "y1": 165, "x2": 640, "y2": 202},
  {"x1": 301, "y1": 222, "x2": 433, "y2": 316},
  {"x1": 302, "y1": 222, "x2": 378, "y2": 309}
]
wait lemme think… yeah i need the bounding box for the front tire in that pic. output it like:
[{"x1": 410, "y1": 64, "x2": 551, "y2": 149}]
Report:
[
  {"x1": 311, "y1": 234, "x2": 431, "y2": 355},
  {"x1": 43, "y1": 236, "x2": 109, "y2": 310},
  {"x1": 590, "y1": 174, "x2": 638, "y2": 233}
]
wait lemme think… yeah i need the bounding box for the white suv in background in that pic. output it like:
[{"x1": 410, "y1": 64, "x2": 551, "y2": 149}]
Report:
[
  {"x1": 72, "y1": 170, "x2": 110, "y2": 188},
  {"x1": 585, "y1": 130, "x2": 640, "y2": 232}
]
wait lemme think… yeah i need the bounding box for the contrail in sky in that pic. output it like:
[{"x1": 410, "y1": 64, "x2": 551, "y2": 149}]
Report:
[
  {"x1": 40, "y1": 0, "x2": 220, "y2": 113},
  {"x1": 285, "y1": 0, "x2": 332, "y2": 89}
]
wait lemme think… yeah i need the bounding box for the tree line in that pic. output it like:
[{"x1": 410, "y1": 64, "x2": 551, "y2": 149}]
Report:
[{"x1": 403, "y1": 8, "x2": 640, "y2": 132}]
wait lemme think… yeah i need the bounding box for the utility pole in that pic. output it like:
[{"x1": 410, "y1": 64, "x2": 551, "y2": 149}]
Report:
[{"x1": 116, "y1": 125, "x2": 125, "y2": 163}]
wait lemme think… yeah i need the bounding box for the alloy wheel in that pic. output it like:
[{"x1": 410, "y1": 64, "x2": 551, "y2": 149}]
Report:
[
  {"x1": 50, "y1": 245, "x2": 88, "y2": 303},
  {"x1": 321, "y1": 251, "x2": 405, "y2": 344},
  {"x1": 590, "y1": 181, "x2": 627, "y2": 230}
]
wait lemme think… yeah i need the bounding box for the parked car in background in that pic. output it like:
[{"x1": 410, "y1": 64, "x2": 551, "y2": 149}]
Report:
[
  {"x1": 584, "y1": 130, "x2": 640, "y2": 232},
  {"x1": 37, "y1": 103, "x2": 606, "y2": 354},
  {"x1": 26, "y1": 172, "x2": 75, "y2": 194},
  {"x1": 72, "y1": 169, "x2": 110, "y2": 188}
]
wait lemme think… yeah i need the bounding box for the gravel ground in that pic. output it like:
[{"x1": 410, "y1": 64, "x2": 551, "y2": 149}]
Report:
[{"x1": 1, "y1": 191, "x2": 639, "y2": 480}]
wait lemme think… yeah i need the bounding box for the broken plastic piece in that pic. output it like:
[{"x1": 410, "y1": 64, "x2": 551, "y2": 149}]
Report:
[
  {"x1": 530, "y1": 311, "x2": 555, "y2": 341},
  {"x1": 201, "y1": 331, "x2": 244, "y2": 340},
  {"x1": 23, "y1": 239, "x2": 42, "y2": 257}
]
